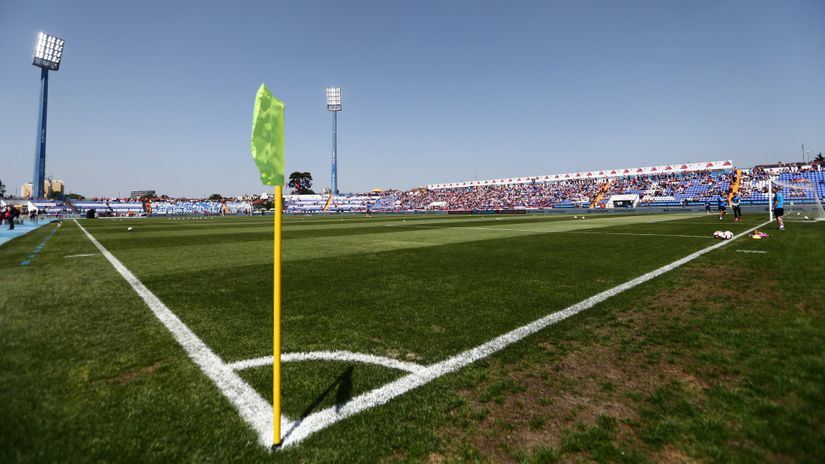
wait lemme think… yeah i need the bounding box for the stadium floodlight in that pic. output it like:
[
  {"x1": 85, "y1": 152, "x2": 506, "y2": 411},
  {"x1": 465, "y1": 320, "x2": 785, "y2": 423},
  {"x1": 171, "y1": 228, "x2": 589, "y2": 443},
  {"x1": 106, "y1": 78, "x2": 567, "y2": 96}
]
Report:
[
  {"x1": 31, "y1": 32, "x2": 65, "y2": 199},
  {"x1": 33, "y1": 32, "x2": 65, "y2": 71},
  {"x1": 326, "y1": 87, "x2": 342, "y2": 194},
  {"x1": 326, "y1": 87, "x2": 342, "y2": 111}
]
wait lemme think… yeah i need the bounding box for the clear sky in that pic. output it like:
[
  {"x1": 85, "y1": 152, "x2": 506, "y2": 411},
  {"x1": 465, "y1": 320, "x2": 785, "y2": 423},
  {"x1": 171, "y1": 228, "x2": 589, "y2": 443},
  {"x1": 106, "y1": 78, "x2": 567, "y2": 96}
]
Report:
[{"x1": 1, "y1": 0, "x2": 823, "y2": 197}]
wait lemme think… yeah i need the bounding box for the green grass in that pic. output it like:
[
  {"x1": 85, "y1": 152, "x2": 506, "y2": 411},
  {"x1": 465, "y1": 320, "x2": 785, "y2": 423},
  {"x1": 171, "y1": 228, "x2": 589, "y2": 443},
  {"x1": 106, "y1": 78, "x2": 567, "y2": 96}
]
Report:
[{"x1": 1, "y1": 213, "x2": 823, "y2": 462}]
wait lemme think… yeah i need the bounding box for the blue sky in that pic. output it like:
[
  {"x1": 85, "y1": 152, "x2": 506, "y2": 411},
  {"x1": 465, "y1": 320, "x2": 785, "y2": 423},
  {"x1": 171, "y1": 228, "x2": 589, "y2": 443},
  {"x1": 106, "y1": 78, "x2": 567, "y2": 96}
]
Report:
[{"x1": 1, "y1": 0, "x2": 823, "y2": 197}]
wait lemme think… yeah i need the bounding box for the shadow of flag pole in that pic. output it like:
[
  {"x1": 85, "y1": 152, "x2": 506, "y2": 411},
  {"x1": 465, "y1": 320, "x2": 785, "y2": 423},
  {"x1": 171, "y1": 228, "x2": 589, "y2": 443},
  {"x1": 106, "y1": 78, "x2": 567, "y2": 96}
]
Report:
[{"x1": 250, "y1": 83, "x2": 285, "y2": 447}]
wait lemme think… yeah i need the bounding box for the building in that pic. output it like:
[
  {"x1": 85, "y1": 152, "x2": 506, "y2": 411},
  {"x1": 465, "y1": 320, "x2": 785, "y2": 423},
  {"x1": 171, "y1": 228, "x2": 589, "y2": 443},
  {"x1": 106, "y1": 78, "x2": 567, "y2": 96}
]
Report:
[
  {"x1": 50, "y1": 180, "x2": 64, "y2": 195},
  {"x1": 130, "y1": 190, "x2": 156, "y2": 199},
  {"x1": 21, "y1": 179, "x2": 64, "y2": 199}
]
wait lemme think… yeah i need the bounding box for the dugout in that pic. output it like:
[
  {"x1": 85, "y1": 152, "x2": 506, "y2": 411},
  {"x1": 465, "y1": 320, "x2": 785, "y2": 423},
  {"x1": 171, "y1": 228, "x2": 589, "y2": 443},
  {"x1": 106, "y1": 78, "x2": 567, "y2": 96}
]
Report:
[{"x1": 605, "y1": 194, "x2": 639, "y2": 208}]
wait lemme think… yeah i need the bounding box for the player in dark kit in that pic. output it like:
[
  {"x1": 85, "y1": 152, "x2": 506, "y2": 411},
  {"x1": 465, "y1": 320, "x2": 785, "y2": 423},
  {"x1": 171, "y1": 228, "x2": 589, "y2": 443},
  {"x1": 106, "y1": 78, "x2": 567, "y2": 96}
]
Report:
[{"x1": 731, "y1": 191, "x2": 742, "y2": 222}]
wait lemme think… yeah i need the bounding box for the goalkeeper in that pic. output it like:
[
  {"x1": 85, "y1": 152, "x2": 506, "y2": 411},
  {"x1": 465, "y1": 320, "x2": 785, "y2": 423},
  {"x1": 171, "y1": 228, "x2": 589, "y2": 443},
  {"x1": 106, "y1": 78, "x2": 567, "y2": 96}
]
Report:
[{"x1": 772, "y1": 186, "x2": 785, "y2": 231}]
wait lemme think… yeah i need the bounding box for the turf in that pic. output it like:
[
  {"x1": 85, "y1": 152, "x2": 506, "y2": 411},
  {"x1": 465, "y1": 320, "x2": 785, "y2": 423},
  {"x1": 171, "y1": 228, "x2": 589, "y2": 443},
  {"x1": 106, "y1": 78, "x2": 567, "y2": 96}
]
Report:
[{"x1": 1, "y1": 213, "x2": 822, "y2": 462}]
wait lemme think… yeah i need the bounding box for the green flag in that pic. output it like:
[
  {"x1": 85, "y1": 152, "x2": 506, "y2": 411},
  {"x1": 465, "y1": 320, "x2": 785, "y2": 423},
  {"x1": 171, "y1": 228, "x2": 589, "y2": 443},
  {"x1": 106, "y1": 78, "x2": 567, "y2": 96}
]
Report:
[{"x1": 251, "y1": 83, "x2": 285, "y2": 186}]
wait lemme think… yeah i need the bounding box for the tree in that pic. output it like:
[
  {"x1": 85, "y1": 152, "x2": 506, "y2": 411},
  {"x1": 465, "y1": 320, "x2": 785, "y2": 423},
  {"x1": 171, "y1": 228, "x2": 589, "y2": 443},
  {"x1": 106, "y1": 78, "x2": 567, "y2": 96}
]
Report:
[
  {"x1": 0, "y1": 179, "x2": 5, "y2": 197},
  {"x1": 208, "y1": 193, "x2": 223, "y2": 200},
  {"x1": 288, "y1": 171, "x2": 315, "y2": 194},
  {"x1": 815, "y1": 153, "x2": 824, "y2": 163},
  {"x1": 65, "y1": 193, "x2": 85, "y2": 200}
]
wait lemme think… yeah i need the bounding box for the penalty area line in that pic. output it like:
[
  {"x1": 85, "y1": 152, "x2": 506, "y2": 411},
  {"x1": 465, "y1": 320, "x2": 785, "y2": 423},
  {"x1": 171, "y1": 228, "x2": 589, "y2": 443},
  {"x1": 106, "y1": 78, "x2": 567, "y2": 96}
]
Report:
[
  {"x1": 72, "y1": 219, "x2": 285, "y2": 447},
  {"x1": 278, "y1": 220, "x2": 772, "y2": 448}
]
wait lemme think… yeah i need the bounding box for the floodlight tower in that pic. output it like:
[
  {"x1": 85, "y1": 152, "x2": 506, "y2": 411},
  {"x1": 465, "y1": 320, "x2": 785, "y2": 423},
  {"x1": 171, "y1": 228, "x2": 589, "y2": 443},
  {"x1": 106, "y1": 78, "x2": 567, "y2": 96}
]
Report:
[
  {"x1": 31, "y1": 32, "x2": 65, "y2": 199},
  {"x1": 326, "y1": 87, "x2": 342, "y2": 195}
]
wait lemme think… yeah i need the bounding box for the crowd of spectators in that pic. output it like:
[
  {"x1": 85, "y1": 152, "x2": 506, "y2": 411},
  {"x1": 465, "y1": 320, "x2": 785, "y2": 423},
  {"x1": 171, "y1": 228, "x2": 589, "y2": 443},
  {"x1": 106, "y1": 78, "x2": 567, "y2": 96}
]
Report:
[
  {"x1": 11, "y1": 161, "x2": 822, "y2": 216},
  {"x1": 392, "y1": 179, "x2": 602, "y2": 210},
  {"x1": 737, "y1": 169, "x2": 770, "y2": 202},
  {"x1": 381, "y1": 170, "x2": 745, "y2": 211},
  {"x1": 151, "y1": 200, "x2": 253, "y2": 215},
  {"x1": 604, "y1": 170, "x2": 735, "y2": 206}
]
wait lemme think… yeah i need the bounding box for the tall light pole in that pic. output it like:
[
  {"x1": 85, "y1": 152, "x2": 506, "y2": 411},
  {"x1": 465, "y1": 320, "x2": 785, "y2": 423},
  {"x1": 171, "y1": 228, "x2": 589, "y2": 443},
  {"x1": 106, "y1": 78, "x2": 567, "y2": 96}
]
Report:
[
  {"x1": 31, "y1": 32, "x2": 65, "y2": 199},
  {"x1": 326, "y1": 87, "x2": 342, "y2": 195}
]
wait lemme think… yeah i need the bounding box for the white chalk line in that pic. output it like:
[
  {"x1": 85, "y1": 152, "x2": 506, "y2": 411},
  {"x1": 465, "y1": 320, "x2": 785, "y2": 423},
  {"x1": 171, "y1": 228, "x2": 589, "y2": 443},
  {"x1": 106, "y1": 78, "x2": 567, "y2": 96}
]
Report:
[
  {"x1": 390, "y1": 224, "x2": 712, "y2": 239},
  {"x1": 70, "y1": 217, "x2": 771, "y2": 449},
  {"x1": 228, "y1": 351, "x2": 425, "y2": 373},
  {"x1": 64, "y1": 253, "x2": 97, "y2": 258},
  {"x1": 735, "y1": 249, "x2": 768, "y2": 254},
  {"x1": 73, "y1": 219, "x2": 288, "y2": 447},
  {"x1": 559, "y1": 231, "x2": 712, "y2": 239},
  {"x1": 277, "y1": 221, "x2": 771, "y2": 448},
  {"x1": 467, "y1": 227, "x2": 713, "y2": 239}
]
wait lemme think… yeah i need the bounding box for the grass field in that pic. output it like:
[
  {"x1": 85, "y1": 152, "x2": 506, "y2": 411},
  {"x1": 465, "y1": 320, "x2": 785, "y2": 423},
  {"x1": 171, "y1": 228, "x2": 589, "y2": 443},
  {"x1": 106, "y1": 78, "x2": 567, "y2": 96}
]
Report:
[{"x1": 1, "y1": 212, "x2": 823, "y2": 462}]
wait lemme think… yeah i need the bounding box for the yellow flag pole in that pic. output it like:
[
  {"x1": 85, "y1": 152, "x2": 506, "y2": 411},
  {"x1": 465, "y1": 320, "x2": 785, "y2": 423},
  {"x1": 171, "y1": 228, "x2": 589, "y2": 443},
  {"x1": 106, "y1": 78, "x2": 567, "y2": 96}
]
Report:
[{"x1": 273, "y1": 185, "x2": 283, "y2": 447}]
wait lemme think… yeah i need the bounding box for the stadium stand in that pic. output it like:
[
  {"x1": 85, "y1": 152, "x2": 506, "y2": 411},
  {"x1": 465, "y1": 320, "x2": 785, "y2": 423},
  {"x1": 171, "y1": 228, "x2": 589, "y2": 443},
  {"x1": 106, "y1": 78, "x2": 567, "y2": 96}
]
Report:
[
  {"x1": 29, "y1": 200, "x2": 70, "y2": 216},
  {"x1": 341, "y1": 161, "x2": 823, "y2": 213},
  {"x1": 284, "y1": 194, "x2": 380, "y2": 213},
  {"x1": 598, "y1": 170, "x2": 734, "y2": 208},
  {"x1": 150, "y1": 200, "x2": 252, "y2": 215},
  {"x1": 776, "y1": 171, "x2": 825, "y2": 204},
  {"x1": 370, "y1": 191, "x2": 402, "y2": 212},
  {"x1": 73, "y1": 201, "x2": 144, "y2": 216},
  {"x1": 17, "y1": 161, "x2": 820, "y2": 217}
]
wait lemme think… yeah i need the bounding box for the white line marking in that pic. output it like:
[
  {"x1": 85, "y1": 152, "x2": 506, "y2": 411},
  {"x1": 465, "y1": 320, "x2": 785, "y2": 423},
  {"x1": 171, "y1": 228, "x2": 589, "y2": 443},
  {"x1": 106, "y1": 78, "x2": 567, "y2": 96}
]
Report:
[
  {"x1": 735, "y1": 249, "x2": 768, "y2": 254},
  {"x1": 73, "y1": 219, "x2": 287, "y2": 447},
  {"x1": 278, "y1": 221, "x2": 772, "y2": 447},
  {"x1": 561, "y1": 231, "x2": 712, "y2": 239},
  {"x1": 228, "y1": 351, "x2": 425, "y2": 373},
  {"x1": 462, "y1": 226, "x2": 539, "y2": 232},
  {"x1": 64, "y1": 253, "x2": 96, "y2": 258},
  {"x1": 466, "y1": 227, "x2": 713, "y2": 239},
  {"x1": 390, "y1": 224, "x2": 712, "y2": 239}
]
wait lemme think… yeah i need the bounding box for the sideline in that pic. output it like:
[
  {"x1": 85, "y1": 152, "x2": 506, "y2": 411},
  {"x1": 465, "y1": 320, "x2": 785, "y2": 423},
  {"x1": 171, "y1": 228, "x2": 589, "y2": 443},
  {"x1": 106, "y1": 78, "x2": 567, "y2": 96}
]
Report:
[
  {"x1": 20, "y1": 224, "x2": 59, "y2": 265},
  {"x1": 0, "y1": 220, "x2": 49, "y2": 247},
  {"x1": 73, "y1": 219, "x2": 287, "y2": 447}
]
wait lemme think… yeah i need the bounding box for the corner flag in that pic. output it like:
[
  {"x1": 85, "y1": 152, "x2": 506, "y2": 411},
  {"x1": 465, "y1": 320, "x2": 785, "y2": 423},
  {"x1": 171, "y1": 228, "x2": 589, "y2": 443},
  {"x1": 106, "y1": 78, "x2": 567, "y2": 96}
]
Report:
[
  {"x1": 251, "y1": 82, "x2": 284, "y2": 447},
  {"x1": 251, "y1": 83, "x2": 285, "y2": 187}
]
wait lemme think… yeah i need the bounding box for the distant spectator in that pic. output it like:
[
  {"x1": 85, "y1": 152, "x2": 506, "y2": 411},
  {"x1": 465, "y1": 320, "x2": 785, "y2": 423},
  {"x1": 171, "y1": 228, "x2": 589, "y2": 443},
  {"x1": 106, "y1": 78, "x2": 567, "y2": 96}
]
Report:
[{"x1": 6, "y1": 206, "x2": 14, "y2": 230}]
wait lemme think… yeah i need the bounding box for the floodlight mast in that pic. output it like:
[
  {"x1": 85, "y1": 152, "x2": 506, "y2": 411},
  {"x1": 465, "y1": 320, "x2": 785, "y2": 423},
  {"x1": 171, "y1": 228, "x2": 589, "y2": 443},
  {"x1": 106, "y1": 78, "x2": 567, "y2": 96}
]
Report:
[
  {"x1": 326, "y1": 87, "x2": 342, "y2": 195},
  {"x1": 31, "y1": 32, "x2": 64, "y2": 199}
]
